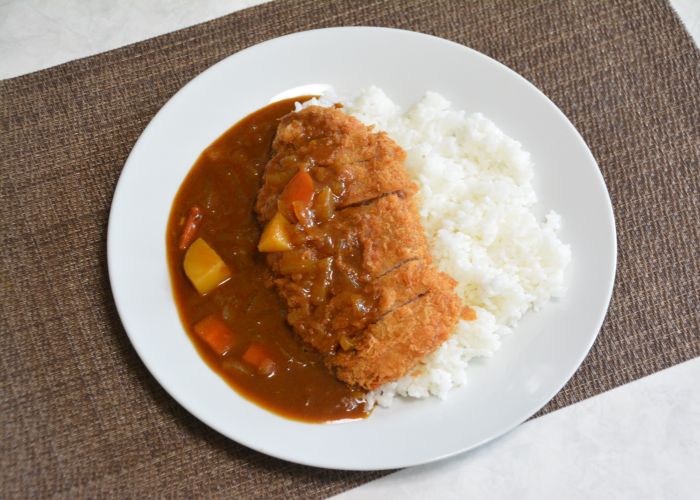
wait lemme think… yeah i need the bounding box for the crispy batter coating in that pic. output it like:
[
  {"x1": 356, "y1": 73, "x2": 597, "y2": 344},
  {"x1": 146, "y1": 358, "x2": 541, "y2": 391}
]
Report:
[
  {"x1": 256, "y1": 106, "x2": 462, "y2": 390},
  {"x1": 336, "y1": 194, "x2": 431, "y2": 276},
  {"x1": 277, "y1": 258, "x2": 445, "y2": 356},
  {"x1": 327, "y1": 277, "x2": 461, "y2": 390},
  {"x1": 256, "y1": 106, "x2": 415, "y2": 224}
]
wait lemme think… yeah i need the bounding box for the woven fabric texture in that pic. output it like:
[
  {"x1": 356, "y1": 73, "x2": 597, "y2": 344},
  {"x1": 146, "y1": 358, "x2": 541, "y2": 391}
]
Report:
[{"x1": 1, "y1": 0, "x2": 699, "y2": 497}]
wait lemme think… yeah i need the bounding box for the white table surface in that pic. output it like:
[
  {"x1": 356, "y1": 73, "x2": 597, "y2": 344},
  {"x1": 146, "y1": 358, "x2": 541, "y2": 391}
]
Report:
[
  {"x1": 334, "y1": 358, "x2": 700, "y2": 500},
  {"x1": 2, "y1": 1, "x2": 699, "y2": 498}
]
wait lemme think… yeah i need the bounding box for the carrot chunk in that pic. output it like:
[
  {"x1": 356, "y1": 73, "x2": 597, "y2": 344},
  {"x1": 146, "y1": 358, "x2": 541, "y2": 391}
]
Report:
[
  {"x1": 291, "y1": 200, "x2": 312, "y2": 225},
  {"x1": 280, "y1": 170, "x2": 314, "y2": 215},
  {"x1": 193, "y1": 315, "x2": 237, "y2": 356},
  {"x1": 461, "y1": 306, "x2": 477, "y2": 321},
  {"x1": 242, "y1": 342, "x2": 277, "y2": 377},
  {"x1": 178, "y1": 206, "x2": 204, "y2": 250}
]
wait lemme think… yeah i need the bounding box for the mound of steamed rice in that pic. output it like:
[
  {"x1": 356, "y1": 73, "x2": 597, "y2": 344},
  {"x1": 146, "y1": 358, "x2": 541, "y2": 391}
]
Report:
[{"x1": 298, "y1": 87, "x2": 571, "y2": 408}]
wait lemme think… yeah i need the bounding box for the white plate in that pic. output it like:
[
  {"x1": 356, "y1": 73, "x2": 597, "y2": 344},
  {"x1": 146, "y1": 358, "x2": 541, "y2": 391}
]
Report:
[{"x1": 108, "y1": 27, "x2": 616, "y2": 470}]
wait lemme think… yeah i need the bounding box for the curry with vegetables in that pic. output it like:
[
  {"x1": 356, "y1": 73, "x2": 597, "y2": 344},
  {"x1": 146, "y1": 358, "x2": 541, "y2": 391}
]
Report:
[
  {"x1": 167, "y1": 98, "x2": 463, "y2": 423},
  {"x1": 167, "y1": 98, "x2": 368, "y2": 422}
]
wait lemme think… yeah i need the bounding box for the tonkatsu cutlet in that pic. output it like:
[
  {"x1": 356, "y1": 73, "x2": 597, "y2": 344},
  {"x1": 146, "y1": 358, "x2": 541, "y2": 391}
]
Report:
[
  {"x1": 255, "y1": 104, "x2": 414, "y2": 224},
  {"x1": 255, "y1": 106, "x2": 461, "y2": 390}
]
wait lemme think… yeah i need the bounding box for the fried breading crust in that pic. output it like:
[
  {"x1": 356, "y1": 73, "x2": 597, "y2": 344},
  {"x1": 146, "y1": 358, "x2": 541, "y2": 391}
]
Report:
[{"x1": 256, "y1": 106, "x2": 462, "y2": 390}]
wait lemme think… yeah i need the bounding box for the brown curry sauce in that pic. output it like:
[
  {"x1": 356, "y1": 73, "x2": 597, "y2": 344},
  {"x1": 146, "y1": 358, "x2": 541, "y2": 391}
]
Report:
[{"x1": 166, "y1": 98, "x2": 369, "y2": 423}]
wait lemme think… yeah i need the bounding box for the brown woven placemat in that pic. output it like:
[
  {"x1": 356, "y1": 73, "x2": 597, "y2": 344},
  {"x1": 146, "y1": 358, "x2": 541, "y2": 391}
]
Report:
[{"x1": 1, "y1": 0, "x2": 699, "y2": 497}]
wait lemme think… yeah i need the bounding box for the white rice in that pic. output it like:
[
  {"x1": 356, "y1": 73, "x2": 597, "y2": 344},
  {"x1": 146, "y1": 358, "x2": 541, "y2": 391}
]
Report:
[{"x1": 298, "y1": 87, "x2": 571, "y2": 407}]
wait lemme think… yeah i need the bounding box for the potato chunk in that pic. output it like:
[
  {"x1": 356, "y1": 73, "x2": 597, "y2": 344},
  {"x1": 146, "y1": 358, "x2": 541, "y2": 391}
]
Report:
[
  {"x1": 183, "y1": 238, "x2": 231, "y2": 295},
  {"x1": 258, "y1": 211, "x2": 294, "y2": 252}
]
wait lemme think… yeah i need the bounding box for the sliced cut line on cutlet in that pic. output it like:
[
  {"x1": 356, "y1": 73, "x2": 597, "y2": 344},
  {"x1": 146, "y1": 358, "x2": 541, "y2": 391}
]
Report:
[
  {"x1": 333, "y1": 193, "x2": 431, "y2": 277},
  {"x1": 311, "y1": 260, "x2": 442, "y2": 353},
  {"x1": 335, "y1": 189, "x2": 404, "y2": 211},
  {"x1": 326, "y1": 279, "x2": 462, "y2": 390},
  {"x1": 255, "y1": 106, "x2": 415, "y2": 223},
  {"x1": 272, "y1": 258, "x2": 437, "y2": 355}
]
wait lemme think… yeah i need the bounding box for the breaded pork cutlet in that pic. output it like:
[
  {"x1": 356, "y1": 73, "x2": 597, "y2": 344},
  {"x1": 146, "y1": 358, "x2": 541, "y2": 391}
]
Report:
[
  {"x1": 256, "y1": 106, "x2": 414, "y2": 224},
  {"x1": 328, "y1": 281, "x2": 461, "y2": 389},
  {"x1": 270, "y1": 194, "x2": 432, "y2": 354},
  {"x1": 256, "y1": 106, "x2": 462, "y2": 390}
]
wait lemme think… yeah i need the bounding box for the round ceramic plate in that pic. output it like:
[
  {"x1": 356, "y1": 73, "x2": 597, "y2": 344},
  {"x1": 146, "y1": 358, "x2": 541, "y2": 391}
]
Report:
[{"x1": 108, "y1": 27, "x2": 616, "y2": 470}]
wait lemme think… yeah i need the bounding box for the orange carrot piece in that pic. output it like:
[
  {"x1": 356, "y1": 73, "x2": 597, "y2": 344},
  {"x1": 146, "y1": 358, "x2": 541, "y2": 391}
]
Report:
[
  {"x1": 280, "y1": 170, "x2": 314, "y2": 216},
  {"x1": 291, "y1": 200, "x2": 309, "y2": 224},
  {"x1": 193, "y1": 314, "x2": 236, "y2": 356},
  {"x1": 242, "y1": 342, "x2": 268, "y2": 366},
  {"x1": 461, "y1": 306, "x2": 477, "y2": 321},
  {"x1": 242, "y1": 342, "x2": 276, "y2": 377},
  {"x1": 178, "y1": 205, "x2": 204, "y2": 250}
]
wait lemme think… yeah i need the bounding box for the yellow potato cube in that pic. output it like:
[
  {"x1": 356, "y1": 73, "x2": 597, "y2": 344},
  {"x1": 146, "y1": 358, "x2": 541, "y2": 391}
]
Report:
[
  {"x1": 258, "y1": 212, "x2": 294, "y2": 252},
  {"x1": 183, "y1": 238, "x2": 231, "y2": 295}
]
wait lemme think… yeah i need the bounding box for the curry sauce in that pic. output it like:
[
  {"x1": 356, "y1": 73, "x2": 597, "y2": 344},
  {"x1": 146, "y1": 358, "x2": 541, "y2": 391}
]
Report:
[{"x1": 166, "y1": 98, "x2": 368, "y2": 423}]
